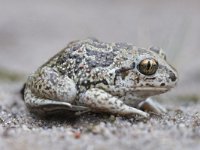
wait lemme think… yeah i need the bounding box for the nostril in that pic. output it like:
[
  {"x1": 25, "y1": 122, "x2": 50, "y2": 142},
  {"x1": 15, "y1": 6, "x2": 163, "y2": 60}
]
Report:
[{"x1": 169, "y1": 71, "x2": 177, "y2": 82}]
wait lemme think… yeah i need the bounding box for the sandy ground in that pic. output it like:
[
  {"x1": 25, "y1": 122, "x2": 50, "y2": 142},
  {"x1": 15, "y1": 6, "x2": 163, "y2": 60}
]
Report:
[
  {"x1": 0, "y1": 0, "x2": 200, "y2": 150},
  {"x1": 0, "y1": 83, "x2": 200, "y2": 150}
]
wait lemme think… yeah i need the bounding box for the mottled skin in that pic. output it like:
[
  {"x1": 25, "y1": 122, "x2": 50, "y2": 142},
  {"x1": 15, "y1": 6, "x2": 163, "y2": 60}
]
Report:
[{"x1": 24, "y1": 38, "x2": 178, "y2": 118}]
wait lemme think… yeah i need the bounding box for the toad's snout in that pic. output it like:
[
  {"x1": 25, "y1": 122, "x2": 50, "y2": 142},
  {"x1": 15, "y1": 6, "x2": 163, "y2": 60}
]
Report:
[
  {"x1": 169, "y1": 71, "x2": 177, "y2": 82},
  {"x1": 166, "y1": 69, "x2": 178, "y2": 89}
]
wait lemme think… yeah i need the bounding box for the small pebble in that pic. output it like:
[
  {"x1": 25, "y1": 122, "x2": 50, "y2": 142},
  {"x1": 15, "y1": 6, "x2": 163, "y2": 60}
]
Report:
[{"x1": 74, "y1": 131, "x2": 81, "y2": 139}]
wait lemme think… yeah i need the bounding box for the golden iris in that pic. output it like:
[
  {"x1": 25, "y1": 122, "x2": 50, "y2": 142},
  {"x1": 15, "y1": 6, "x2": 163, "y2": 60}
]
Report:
[{"x1": 138, "y1": 58, "x2": 158, "y2": 75}]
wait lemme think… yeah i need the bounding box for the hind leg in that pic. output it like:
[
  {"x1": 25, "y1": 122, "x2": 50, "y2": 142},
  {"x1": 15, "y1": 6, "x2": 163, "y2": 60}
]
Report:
[{"x1": 24, "y1": 66, "x2": 89, "y2": 115}]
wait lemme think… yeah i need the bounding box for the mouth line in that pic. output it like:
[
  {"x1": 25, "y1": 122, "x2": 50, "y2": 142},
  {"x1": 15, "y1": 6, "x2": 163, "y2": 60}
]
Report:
[{"x1": 133, "y1": 87, "x2": 170, "y2": 91}]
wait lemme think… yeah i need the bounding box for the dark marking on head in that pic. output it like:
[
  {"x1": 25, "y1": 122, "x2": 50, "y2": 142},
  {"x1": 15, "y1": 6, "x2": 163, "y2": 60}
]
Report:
[
  {"x1": 116, "y1": 67, "x2": 131, "y2": 73},
  {"x1": 132, "y1": 62, "x2": 135, "y2": 69},
  {"x1": 169, "y1": 71, "x2": 176, "y2": 82},
  {"x1": 114, "y1": 67, "x2": 131, "y2": 83}
]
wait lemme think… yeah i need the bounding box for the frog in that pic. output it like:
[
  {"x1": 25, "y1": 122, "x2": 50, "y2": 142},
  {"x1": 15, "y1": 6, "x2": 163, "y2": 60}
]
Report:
[{"x1": 23, "y1": 38, "x2": 178, "y2": 118}]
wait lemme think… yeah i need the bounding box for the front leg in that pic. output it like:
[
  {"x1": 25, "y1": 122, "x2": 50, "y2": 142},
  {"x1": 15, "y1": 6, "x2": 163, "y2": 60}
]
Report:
[
  {"x1": 81, "y1": 88, "x2": 149, "y2": 118},
  {"x1": 138, "y1": 97, "x2": 167, "y2": 114}
]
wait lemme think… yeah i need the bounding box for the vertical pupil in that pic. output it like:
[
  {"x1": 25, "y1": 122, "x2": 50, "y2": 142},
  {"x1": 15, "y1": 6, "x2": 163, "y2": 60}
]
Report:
[{"x1": 147, "y1": 60, "x2": 151, "y2": 70}]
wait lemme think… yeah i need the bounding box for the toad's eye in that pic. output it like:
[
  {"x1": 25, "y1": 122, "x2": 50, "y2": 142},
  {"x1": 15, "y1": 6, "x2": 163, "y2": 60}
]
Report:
[{"x1": 138, "y1": 58, "x2": 158, "y2": 75}]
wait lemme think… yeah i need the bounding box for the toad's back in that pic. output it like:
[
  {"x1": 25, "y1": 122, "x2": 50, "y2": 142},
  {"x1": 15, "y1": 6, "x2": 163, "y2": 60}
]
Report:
[{"x1": 39, "y1": 38, "x2": 134, "y2": 82}]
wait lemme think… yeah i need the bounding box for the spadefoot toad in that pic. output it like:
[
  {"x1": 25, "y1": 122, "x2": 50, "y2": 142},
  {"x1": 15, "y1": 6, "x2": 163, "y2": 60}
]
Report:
[{"x1": 23, "y1": 38, "x2": 178, "y2": 118}]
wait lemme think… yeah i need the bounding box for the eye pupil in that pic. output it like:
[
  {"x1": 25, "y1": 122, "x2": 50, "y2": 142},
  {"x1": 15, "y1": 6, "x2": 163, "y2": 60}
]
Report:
[
  {"x1": 138, "y1": 58, "x2": 158, "y2": 75},
  {"x1": 147, "y1": 61, "x2": 151, "y2": 70}
]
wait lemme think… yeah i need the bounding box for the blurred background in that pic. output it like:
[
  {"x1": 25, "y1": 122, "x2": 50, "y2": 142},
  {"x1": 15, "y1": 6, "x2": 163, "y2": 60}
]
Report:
[{"x1": 0, "y1": 0, "x2": 199, "y2": 97}]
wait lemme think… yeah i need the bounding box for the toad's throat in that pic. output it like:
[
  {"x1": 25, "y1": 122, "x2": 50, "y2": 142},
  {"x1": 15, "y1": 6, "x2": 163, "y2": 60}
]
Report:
[{"x1": 131, "y1": 87, "x2": 169, "y2": 97}]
